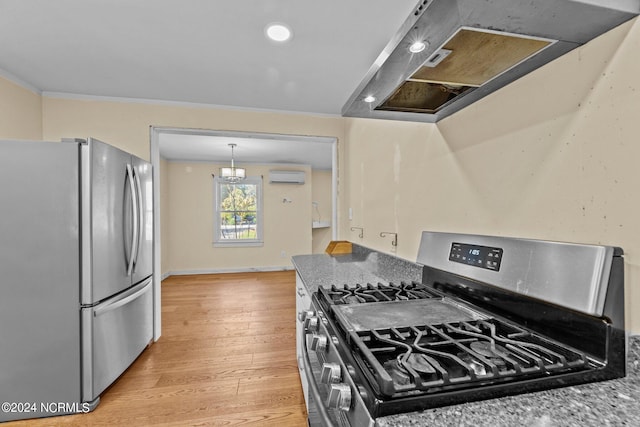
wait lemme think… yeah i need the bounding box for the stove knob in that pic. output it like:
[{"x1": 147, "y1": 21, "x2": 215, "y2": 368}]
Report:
[
  {"x1": 357, "y1": 385, "x2": 368, "y2": 401},
  {"x1": 346, "y1": 364, "x2": 357, "y2": 377},
  {"x1": 310, "y1": 334, "x2": 328, "y2": 353},
  {"x1": 320, "y1": 362, "x2": 341, "y2": 384},
  {"x1": 297, "y1": 310, "x2": 314, "y2": 322},
  {"x1": 326, "y1": 383, "x2": 351, "y2": 411},
  {"x1": 304, "y1": 316, "x2": 319, "y2": 332}
]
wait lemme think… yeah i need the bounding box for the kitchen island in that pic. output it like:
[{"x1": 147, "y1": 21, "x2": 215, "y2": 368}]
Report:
[{"x1": 292, "y1": 245, "x2": 640, "y2": 427}]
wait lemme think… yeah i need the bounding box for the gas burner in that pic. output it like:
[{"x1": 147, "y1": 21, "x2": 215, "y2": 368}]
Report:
[
  {"x1": 350, "y1": 319, "x2": 591, "y2": 397},
  {"x1": 383, "y1": 353, "x2": 440, "y2": 387},
  {"x1": 402, "y1": 353, "x2": 438, "y2": 375},
  {"x1": 319, "y1": 281, "x2": 442, "y2": 305}
]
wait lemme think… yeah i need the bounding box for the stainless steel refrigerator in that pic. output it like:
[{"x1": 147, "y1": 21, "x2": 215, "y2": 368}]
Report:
[{"x1": 0, "y1": 138, "x2": 153, "y2": 422}]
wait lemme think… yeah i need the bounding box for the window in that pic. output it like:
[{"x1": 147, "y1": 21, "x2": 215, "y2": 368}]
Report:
[{"x1": 213, "y1": 176, "x2": 263, "y2": 246}]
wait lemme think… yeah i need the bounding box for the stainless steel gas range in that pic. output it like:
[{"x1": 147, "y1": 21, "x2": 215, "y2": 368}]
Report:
[{"x1": 297, "y1": 232, "x2": 626, "y2": 426}]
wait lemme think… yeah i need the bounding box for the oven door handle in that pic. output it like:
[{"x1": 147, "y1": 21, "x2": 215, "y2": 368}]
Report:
[{"x1": 300, "y1": 327, "x2": 335, "y2": 427}]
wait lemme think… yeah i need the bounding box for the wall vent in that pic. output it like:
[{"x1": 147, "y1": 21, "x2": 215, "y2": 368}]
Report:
[{"x1": 269, "y1": 170, "x2": 305, "y2": 184}]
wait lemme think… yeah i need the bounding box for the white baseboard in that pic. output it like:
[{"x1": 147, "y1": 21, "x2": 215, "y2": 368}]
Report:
[{"x1": 162, "y1": 266, "x2": 294, "y2": 279}]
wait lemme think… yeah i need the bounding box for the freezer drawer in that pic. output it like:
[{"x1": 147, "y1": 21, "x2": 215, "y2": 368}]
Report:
[{"x1": 82, "y1": 278, "x2": 153, "y2": 402}]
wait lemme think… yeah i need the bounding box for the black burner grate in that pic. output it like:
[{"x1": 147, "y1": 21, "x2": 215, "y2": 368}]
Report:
[
  {"x1": 351, "y1": 318, "x2": 590, "y2": 397},
  {"x1": 319, "y1": 282, "x2": 442, "y2": 305}
]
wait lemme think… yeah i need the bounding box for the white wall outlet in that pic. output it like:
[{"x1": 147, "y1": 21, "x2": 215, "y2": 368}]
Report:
[
  {"x1": 280, "y1": 250, "x2": 286, "y2": 258},
  {"x1": 349, "y1": 207, "x2": 353, "y2": 220}
]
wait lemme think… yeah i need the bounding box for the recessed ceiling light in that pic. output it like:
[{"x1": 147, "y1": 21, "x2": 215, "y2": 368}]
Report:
[
  {"x1": 265, "y1": 23, "x2": 292, "y2": 42},
  {"x1": 409, "y1": 41, "x2": 427, "y2": 53},
  {"x1": 364, "y1": 95, "x2": 376, "y2": 103}
]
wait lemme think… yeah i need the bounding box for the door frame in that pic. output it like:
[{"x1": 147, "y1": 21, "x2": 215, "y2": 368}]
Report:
[{"x1": 149, "y1": 126, "x2": 338, "y2": 340}]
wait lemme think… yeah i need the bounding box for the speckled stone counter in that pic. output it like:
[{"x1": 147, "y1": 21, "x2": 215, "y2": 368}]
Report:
[
  {"x1": 292, "y1": 245, "x2": 640, "y2": 427},
  {"x1": 291, "y1": 244, "x2": 422, "y2": 293},
  {"x1": 378, "y1": 336, "x2": 640, "y2": 427}
]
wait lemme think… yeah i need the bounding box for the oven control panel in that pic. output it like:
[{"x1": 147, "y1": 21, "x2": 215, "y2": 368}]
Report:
[{"x1": 449, "y1": 242, "x2": 503, "y2": 271}]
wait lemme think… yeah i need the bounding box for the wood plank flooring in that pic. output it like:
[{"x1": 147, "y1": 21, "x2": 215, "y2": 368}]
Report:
[{"x1": 6, "y1": 271, "x2": 308, "y2": 426}]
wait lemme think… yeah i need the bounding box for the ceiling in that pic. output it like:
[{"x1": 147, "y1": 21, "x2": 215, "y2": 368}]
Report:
[
  {"x1": 0, "y1": 0, "x2": 417, "y2": 115},
  {"x1": 158, "y1": 130, "x2": 335, "y2": 170},
  {"x1": 0, "y1": 0, "x2": 417, "y2": 166}
]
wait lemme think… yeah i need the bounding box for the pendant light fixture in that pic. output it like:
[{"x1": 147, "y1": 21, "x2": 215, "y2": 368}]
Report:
[{"x1": 220, "y1": 143, "x2": 246, "y2": 183}]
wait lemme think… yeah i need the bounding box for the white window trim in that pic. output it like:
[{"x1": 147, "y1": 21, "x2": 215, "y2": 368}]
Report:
[{"x1": 213, "y1": 176, "x2": 263, "y2": 247}]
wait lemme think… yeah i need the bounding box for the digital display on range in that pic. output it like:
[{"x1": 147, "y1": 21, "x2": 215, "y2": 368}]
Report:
[{"x1": 449, "y1": 242, "x2": 503, "y2": 271}]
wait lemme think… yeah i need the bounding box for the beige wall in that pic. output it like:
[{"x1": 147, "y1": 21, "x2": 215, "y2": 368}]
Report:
[
  {"x1": 342, "y1": 19, "x2": 640, "y2": 333},
  {"x1": 163, "y1": 161, "x2": 311, "y2": 274},
  {"x1": 41, "y1": 97, "x2": 346, "y2": 162},
  {"x1": 312, "y1": 169, "x2": 333, "y2": 254},
  {"x1": 0, "y1": 76, "x2": 42, "y2": 139},
  {"x1": 35, "y1": 96, "x2": 344, "y2": 276}
]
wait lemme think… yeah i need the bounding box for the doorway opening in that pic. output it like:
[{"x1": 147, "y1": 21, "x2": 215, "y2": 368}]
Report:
[{"x1": 149, "y1": 127, "x2": 338, "y2": 339}]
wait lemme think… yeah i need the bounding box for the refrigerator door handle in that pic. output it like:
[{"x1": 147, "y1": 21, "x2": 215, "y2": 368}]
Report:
[
  {"x1": 125, "y1": 163, "x2": 138, "y2": 276},
  {"x1": 94, "y1": 279, "x2": 152, "y2": 317},
  {"x1": 133, "y1": 165, "x2": 144, "y2": 268}
]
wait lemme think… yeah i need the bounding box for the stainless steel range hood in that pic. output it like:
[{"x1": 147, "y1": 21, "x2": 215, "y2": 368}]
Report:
[{"x1": 342, "y1": 0, "x2": 640, "y2": 123}]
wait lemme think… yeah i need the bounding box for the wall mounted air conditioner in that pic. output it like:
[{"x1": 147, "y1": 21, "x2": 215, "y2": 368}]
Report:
[{"x1": 269, "y1": 170, "x2": 305, "y2": 184}]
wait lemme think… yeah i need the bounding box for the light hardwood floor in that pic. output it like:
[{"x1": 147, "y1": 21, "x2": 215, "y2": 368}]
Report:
[{"x1": 7, "y1": 271, "x2": 308, "y2": 426}]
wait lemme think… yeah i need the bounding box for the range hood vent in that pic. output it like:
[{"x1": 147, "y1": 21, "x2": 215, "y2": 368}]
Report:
[{"x1": 342, "y1": 0, "x2": 640, "y2": 123}]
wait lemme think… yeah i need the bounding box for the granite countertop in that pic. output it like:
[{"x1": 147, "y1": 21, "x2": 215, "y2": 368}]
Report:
[
  {"x1": 292, "y1": 246, "x2": 640, "y2": 427},
  {"x1": 291, "y1": 244, "x2": 423, "y2": 293},
  {"x1": 378, "y1": 336, "x2": 639, "y2": 427}
]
